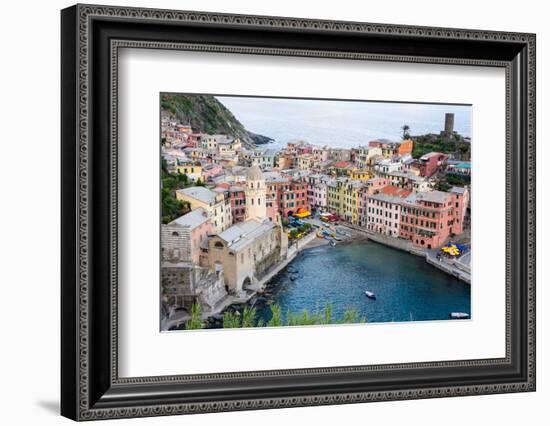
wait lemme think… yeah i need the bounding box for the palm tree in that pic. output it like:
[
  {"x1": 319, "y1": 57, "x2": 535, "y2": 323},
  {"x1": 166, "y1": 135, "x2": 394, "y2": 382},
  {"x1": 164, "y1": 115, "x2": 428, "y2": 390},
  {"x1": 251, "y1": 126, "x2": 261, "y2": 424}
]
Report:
[{"x1": 401, "y1": 124, "x2": 411, "y2": 140}]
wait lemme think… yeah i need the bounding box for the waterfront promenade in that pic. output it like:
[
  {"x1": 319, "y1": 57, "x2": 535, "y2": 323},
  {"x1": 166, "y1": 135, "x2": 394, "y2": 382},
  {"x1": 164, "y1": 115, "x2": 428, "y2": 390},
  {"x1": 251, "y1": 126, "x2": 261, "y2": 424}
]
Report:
[{"x1": 339, "y1": 223, "x2": 471, "y2": 284}]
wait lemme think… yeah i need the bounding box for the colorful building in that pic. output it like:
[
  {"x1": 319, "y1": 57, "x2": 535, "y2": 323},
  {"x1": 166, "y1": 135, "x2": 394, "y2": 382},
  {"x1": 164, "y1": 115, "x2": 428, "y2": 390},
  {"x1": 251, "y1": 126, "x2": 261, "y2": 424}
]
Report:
[
  {"x1": 245, "y1": 165, "x2": 267, "y2": 221},
  {"x1": 366, "y1": 186, "x2": 411, "y2": 237},
  {"x1": 400, "y1": 190, "x2": 457, "y2": 248},
  {"x1": 175, "y1": 162, "x2": 202, "y2": 181},
  {"x1": 348, "y1": 168, "x2": 373, "y2": 181},
  {"x1": 418, "y1": 152, "x2": 449, "y2": 177},
  {"x1": 176, "y1": 186, "x2": 232, "y2": 234},
  {"x1": 449, "y1": 186, "x2": 469, "y2": 234},
  {"x1": 326, "y1": 178, "x2": 363, "y2": 223},
  {"x1": 229, "y1": 186, "x2": 247, "y2": 224},
  {"x1": 162, "y1": 208, "x2": 213, "y2": 264},
  {"x1": 358, "y1": 177, "x2": 390, "y2": 226},
  {"x1": 206, "y1": 219, "x2": 285, "y2": 294},
  {"x1": 397, "y1": 139, "x2": 414, "y2": 156},
  {"x1": 281, "y1": 180, "x2": 309, "y2": 217}
]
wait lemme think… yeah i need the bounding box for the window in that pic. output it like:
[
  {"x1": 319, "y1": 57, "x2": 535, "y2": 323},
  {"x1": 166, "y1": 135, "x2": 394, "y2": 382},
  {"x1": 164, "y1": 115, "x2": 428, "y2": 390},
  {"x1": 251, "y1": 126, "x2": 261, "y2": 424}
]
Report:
[{"x1": 214, "y1": 241, "x2": 224, "y2": 249}]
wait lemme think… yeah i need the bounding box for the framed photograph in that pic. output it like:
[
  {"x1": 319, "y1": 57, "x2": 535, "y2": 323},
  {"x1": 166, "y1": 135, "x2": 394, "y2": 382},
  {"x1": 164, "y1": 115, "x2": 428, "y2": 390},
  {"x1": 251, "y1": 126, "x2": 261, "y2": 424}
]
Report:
[{"x1": 61, "y1": 4, "x2": 536, "y2": 421}]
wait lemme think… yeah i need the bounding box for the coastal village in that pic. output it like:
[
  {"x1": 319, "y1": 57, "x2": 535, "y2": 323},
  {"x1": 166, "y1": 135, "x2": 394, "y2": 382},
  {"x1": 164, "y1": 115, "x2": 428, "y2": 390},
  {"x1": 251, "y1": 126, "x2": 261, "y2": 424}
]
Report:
[{"x1": 160, "y1": 110, "x2": 472, "y2": 330}]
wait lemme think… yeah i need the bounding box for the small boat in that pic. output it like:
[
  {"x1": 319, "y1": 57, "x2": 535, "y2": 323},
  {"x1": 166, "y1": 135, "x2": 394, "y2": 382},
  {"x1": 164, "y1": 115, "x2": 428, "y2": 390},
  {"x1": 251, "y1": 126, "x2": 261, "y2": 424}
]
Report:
[
  {"x1": 364, "y1": 291, "x2": 376, "y2": 300},
  {"x1": 449, "y1": 312, "x2": 470, "y2": 319}
]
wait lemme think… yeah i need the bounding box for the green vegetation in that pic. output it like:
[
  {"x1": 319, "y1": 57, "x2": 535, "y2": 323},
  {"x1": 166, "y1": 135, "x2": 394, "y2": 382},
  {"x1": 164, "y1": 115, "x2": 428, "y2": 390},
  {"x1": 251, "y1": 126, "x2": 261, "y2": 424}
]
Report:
[
  {"x1": 161, "y1": 94, "x2": 254, "y2": 146},
  {"x1": 267, "y1": 304, "x2": 282, "y2": 327},
  {"x1": 297, "y1": 223, "x2": 312, "y2": 233},
  {"x1": 222, "y1": 310, "x2": 242, "y2": 329},
  {"x1": 445, "y1": 174, "x2": 470, "y2": 186},
  {"x1": 186, "y1": 304, "x2": 204, "y2": 330},
  {"x1": 436, "y1": 173, "x2": 470, "y2": 192},
  {"x1": 161, "y1": 159, "x2": 192, "y2": 224},
  {"x1": 411, "y1": 133, "x2": 470, "y2": 160},
  {"x1": 185, "y1": 303, "x2": 367, "y2": 330},
  {"x1": 287, "y1": 222, "x2": 312, "y2": 239}
]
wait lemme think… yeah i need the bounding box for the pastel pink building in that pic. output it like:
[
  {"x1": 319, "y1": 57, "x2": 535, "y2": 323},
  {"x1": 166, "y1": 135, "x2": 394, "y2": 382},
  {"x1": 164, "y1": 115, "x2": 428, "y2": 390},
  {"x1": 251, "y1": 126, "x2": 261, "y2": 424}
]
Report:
[
  {"x1": 366, "y1": 186, "x2": 411, "y2": 237},
  {"x1": 358, "y1": 177, "x2": 390, "y2": 226},
  {"x1": 400, "y1": 190, "x2": 455, "y2": 248},
  {"x1": 449, "y1": 186, "x2": 469, "y2": 234},
  {"x1": 167, "y1": 208, "x2": 212, "y2": 264},
  {"x1": 266, "y1": 195, "x2": 279, "y2": 222},
  {"x1": 312, "y1": 182, "x2": 327, "y2": 210},
  {"x1": 312, "y1": 146, "x2": 330, "y2": 162},
  {"x1": 202, "y1": 164, "x2": 223, "y2": 182}
]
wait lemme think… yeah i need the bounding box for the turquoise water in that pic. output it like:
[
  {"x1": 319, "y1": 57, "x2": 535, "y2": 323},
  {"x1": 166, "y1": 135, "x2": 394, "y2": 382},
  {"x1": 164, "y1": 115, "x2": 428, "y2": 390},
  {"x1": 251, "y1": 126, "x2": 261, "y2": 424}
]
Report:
[{"x1": 256, "y1": 241, "x2": 471, "y2": 324}]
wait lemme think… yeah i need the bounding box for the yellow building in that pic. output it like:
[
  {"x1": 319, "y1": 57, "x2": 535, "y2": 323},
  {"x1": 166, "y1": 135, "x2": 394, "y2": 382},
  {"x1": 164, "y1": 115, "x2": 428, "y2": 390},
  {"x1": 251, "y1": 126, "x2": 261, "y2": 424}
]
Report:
[
  {"x1": 175, "y1": 163, "x2": 202, "y2": 181},
  {"x1": 347, "y1": 168, "x2": 373, "y2": 182},
  {"x1": 176, "y1": 186, "x2": 232, "y2": 234},
  {"x1": 326, "y1": 178, "x2": 363, "y2": 224},
  {"x1": 297, "y1": 154, "x2": 315, "y2": 171},
  {"x1": 327, "y1": 180, "x2": 342, "y2": 215}
]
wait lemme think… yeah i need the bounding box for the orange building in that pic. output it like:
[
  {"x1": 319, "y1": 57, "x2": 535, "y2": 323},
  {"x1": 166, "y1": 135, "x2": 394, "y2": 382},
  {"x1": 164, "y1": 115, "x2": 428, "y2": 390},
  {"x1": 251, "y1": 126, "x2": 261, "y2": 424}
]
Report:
[{"x1": 397, "y1": 139, "x2": 413, "y2": 156}]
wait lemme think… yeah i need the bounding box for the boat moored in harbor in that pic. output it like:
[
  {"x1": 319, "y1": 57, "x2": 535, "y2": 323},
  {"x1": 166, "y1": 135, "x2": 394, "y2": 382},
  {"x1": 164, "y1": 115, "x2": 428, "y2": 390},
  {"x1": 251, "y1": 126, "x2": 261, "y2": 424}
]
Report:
[
  {"x1": 365, "y1": 290, "x2": 376, "y2": 300},
  {"x1": 449, "y1": 312, "x2": 470, "y2": 319}
]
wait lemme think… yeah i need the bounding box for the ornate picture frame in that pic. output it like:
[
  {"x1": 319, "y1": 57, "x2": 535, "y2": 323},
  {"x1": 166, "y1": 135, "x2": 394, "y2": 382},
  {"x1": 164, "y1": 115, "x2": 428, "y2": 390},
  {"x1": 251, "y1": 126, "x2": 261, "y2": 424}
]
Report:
[{"x1": 61, "y1": 4, "x2": 535, "y2": 421}]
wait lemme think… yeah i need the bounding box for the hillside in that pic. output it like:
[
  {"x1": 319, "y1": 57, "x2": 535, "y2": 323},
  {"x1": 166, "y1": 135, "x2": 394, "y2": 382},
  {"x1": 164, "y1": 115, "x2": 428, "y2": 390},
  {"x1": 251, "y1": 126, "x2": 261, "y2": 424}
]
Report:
[
  {"x1": 160, "y1": 94, "x2": 273, "y2": 147},
  {"x1": 411, "y1": 133, "x2": 471, "y2": 161}
]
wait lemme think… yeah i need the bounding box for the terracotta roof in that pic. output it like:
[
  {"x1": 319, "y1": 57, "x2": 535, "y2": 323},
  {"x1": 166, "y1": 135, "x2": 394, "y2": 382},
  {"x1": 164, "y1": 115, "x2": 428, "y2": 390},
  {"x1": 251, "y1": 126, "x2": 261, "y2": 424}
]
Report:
[{"x1": 380, "y1": 185, "x2": 411, "y2": 198}]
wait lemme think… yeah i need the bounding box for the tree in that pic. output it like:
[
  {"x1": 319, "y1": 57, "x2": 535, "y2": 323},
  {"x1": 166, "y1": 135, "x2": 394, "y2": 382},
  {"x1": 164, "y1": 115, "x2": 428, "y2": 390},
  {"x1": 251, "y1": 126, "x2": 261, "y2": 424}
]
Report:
[
  {"x1": 176, "y1": 172, "x2": 189, "y2": 187},
  {"x1": 401, "y1": 124, "x2": 411, "y2": 140}
]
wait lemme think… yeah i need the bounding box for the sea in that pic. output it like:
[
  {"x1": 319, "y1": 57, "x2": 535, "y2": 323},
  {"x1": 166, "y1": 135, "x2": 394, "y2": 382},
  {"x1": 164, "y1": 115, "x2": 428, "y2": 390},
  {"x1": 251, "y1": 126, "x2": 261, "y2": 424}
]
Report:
[{"x1": 217, "y1": 96, "x2": 472, "y2": 150}]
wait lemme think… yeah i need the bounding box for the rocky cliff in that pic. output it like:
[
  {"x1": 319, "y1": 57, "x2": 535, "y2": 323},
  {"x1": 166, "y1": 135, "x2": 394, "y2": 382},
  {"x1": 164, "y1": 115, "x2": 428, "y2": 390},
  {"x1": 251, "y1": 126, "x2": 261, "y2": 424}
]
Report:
[{"x1": 161, "y1": 94, "x2": 273, "y2": 148}]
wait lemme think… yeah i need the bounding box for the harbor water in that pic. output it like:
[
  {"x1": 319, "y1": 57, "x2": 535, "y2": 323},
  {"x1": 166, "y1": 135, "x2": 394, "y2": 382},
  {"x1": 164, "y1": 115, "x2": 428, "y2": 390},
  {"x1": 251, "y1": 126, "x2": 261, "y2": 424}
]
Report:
[{"x1": 255, "y1": 241, "x2": 471, "y2": 324}]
